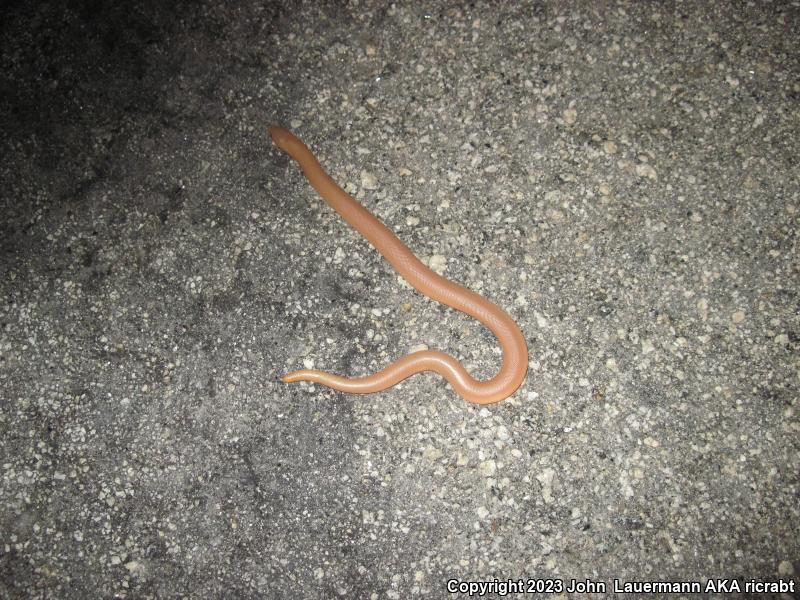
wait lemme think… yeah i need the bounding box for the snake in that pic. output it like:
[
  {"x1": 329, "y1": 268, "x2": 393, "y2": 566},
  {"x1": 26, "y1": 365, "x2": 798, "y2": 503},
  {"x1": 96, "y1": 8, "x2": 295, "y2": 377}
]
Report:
[{"x1": 270, "y1": 126, "x2": 527, "y2": 405}]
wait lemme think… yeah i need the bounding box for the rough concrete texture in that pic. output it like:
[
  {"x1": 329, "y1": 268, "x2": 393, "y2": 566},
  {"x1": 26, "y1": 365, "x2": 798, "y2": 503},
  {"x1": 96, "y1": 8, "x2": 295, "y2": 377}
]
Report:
[{"x1": 1, "y1": 1, "x2": 798, "y2": 598}]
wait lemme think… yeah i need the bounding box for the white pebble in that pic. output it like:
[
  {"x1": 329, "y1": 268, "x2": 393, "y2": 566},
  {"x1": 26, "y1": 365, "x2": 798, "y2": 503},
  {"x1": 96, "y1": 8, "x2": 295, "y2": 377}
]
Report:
[
  {"x1": 536, "y1": 468, "x2": 556, "y2": 503},
  {"x1": 360, "y1": 170, "x2": 378, "y2": 190},
  {"x1": 428, "y1": 254, "x2": 447, "y2": 274},
  {"x1": 778, "y1": 560, "x2": 795, "y2": 575},
  {"x1": 479, "y1": 459, "x2": 497, "y2": 477},
  {"x1": 635, "y1": 163, "x2": 658, "y2": 180}
]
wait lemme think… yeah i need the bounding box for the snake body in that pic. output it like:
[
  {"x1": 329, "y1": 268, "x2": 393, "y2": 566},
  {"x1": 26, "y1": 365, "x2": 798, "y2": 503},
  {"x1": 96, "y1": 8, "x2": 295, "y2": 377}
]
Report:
[{"x1": 270, "y1": 126, "x2": 527, "y2": 404}]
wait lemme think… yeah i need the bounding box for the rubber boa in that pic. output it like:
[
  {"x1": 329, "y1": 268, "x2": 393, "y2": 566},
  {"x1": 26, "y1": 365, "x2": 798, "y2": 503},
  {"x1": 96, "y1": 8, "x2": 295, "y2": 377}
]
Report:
[{"x1": 269, "y1": 126, "x2": 527, "y2": 404}]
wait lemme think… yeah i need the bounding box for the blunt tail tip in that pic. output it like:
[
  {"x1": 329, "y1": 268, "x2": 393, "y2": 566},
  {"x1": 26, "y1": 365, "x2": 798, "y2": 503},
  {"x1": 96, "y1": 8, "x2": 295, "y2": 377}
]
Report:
[{"x1": 268, "y1": 125, "x2": 293, "y2": 147}]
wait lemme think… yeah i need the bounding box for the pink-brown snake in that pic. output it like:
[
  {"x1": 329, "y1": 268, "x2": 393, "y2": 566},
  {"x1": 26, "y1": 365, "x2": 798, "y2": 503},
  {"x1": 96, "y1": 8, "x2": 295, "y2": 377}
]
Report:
[{"x1": 270, "y1": 126, "x2": 527, "y2": 405}]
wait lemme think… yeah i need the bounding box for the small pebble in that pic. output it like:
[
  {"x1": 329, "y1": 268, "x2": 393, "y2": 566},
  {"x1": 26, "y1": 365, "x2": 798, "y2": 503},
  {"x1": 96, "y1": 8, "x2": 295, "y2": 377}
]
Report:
[
  {"x1": 536, "y1": 468, "x2": 556, "y2": 504},
  {"x1": 423, "y1": 446, "x2": 443, "y2": 461},
  {"x1": 360, "y1": 170, "x2": 378, "y2": 190},
  {"x1": 479, "y1": 460, "x2": 497, "y2": 477},
  {"x1": 635, "y1": 163, "x2": 658, "y2": 180},
  {"x1": 428, "y1": 254, "x2": 447, "y2": 274},
  {"x1": 603, "y1": 140, "x2": 618, "y2": 154}
]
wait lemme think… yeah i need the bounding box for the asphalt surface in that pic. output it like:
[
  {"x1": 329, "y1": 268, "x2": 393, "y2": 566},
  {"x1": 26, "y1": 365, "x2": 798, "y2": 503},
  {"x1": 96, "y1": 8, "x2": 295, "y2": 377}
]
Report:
[{"x1": 1, "y1": 1, "x2": 798, "y2": 598}]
